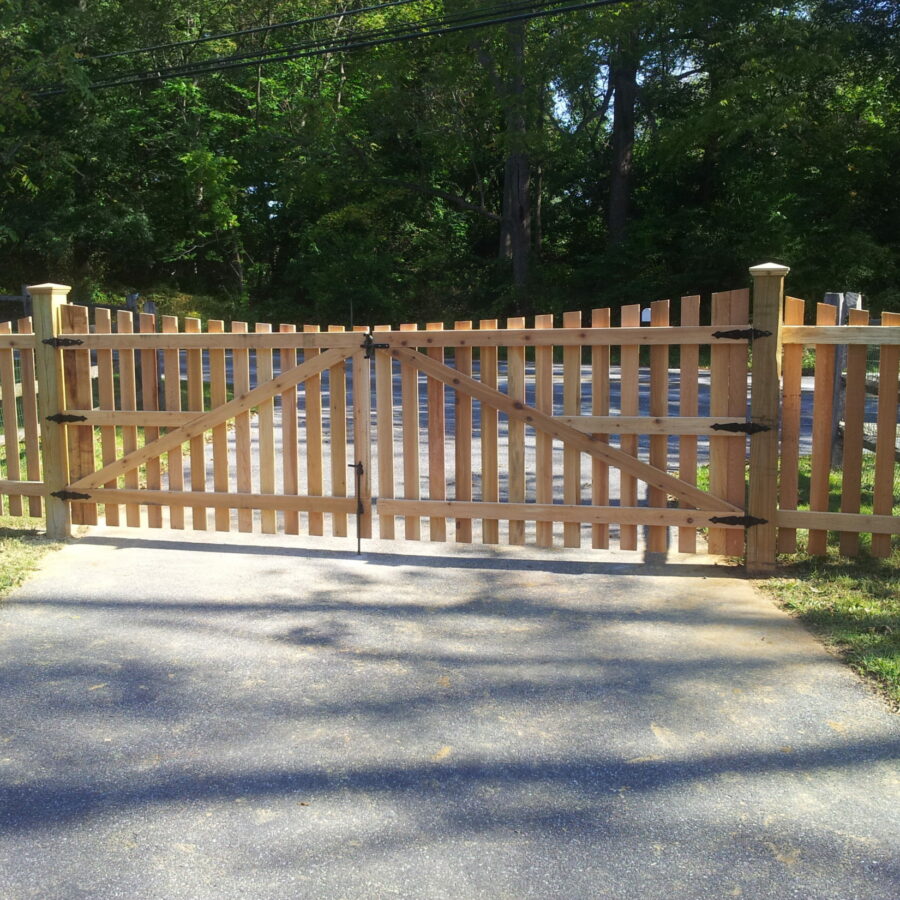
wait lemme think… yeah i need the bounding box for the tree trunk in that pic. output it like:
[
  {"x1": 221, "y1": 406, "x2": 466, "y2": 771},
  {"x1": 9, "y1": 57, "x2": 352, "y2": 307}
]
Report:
[
  {"x1": 499, "y1": 22, "x2": 531, "y2": 291},
  {"x1": 608, "y1": 37, "x2": 638, "y2": 247},
  {"x1": 231, "y1": 235, "x2": 245, "y2": 299}
]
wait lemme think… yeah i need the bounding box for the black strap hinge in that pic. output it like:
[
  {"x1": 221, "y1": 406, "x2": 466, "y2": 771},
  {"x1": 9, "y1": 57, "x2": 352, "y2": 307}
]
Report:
[
  {"x1": 46, "y1": 413, "x2": 88, "y2": 424},
  {"x1": 711, "y1": 328, "x2": 772, "y2": 341},
  {"x1": 709, "y1": 514, "x2": 767, "y2": 527},
  {"x1": 50, "y1": 489, "x2": 91, "y2": 502},
  {"x1": 361, "y1": 331, "x2": 389, "y2": 359},
  {"x1": 42, "y1": 337, "x2": 84, "y2": 348},
  {"x1": 711, "y1": 421, "x2": 770, "y2": 435}
]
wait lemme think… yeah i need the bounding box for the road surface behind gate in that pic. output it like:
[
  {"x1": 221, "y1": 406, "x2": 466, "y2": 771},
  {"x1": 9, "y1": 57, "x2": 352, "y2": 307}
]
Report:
[{"x1": 1, "y1": 529, "x2": 898, "y2": 900}]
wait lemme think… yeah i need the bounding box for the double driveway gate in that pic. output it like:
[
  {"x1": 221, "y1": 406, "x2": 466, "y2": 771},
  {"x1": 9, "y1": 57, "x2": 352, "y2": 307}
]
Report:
[{"x1": 3, "y1": 265, "x2": 896, "y2": 570}]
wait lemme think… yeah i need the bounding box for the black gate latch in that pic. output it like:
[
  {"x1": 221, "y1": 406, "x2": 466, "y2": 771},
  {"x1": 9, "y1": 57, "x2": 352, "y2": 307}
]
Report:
[
  {"x1": 711, "y1": 328, "x2": 772, "y2": 341},
  {"x1": 360, "y1": 331, "x2": 389, "y2": 359},
  {"x1": 42, "y1": 337, "x2": 84, "y2": 348},
  {"x1": 709, "y1": 514, "x2": 767, "y2": 527},
  {"x1": 711, "y1": 421, "x2": 770, "y2": 435}
]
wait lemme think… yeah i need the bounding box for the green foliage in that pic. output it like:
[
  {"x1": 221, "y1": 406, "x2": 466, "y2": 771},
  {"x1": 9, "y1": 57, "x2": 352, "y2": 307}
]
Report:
[{"x1": 1, "y1": 1, "x2": 897, "y2": 321}]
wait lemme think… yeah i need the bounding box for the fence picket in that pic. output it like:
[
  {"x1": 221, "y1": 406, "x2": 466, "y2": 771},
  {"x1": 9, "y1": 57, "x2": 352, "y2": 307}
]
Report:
[
  {"x1": 17, "y1": 318, "x2": 41, "y2": 517},
  {"x1": 352, "y1": 325, "x2": 372, "y2": 540},
  {"x1": 648, "y1": 299, "x2": 670, "y2": 553},
  {"x1": 230, "y1": 322, "x2": 252, "y2": 532},
  {"x1": 162, "y1": 315, "x2": 185, "y2": 530},
  {"x1": 591, "y1": 308, "x2": 611, "y2": 549},
  {"x1": 256, "y1": 322, "x2": 277, "y2": 534},
  {"x1": 479, "y1": 319, "x2": 500, "y2": 544},
  {"x1": 535, "y1": 313, "x2": 554, "y2": 547},
  {"x1": 808, "y1": 303, "x2": 838, "y2": 555},
  {"x1": 677, "y1": 297, "x2": 700, "y2": 553},
  {"x1": 0, "y1": 321, "x2": 20, "y2": 516},
  {"x1": 708, "y1": 292, "x2": 731, "y2": 555},
  {"x1": 208, "y1": 320, "x2": 230, "y2": 532},
  {"x1": 425, "y1": 322, "x2": 447, "y2": 542},
  {"x1": 778, "y1": 297, "x2": 806, "y2": 554},
  {"x1": 399, "y1": 322, "x2": 420, "y2": 540},
  {"x1": 117, "y1": 310, "x2": 143, "y2": 528},
  {"x1": 303, "y1": 325, "x2": 324, "y2": 536},
  {"x1": 507, "y1": 316, "x2": 526, "y2": 545},
  {"x1": 280, "y1": 324, "x2": 300, "y2": 535},
  {"x1": 454, "y1": 321, "x2": 474, "y2": 543},
  {"x1": 871, "y1": 312, "x2": 900, "y2": 557},
  {"x1": 182, "y1": 316, "x2": 207, "y2": 529},
  {"x1": 374, "y1": 324, "x2": 395, "y2": 540},
  {"x1": 839, "y1": 307, "x2": 870, "y2": 556},
  {"x1": 619, "y1": 305, "x2": 641, "y2": 550},
  {"x1": 562, "y1": 310, "x2": 583, "y2": 547},
  {"x1": 140, "y1": 312, "x2": 163, "y2": 528}
]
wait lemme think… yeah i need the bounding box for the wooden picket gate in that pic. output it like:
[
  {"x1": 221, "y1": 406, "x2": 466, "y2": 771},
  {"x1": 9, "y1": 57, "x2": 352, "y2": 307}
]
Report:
[{"x1": 1, "y1": 265, "x2": 898, "y2": 572}]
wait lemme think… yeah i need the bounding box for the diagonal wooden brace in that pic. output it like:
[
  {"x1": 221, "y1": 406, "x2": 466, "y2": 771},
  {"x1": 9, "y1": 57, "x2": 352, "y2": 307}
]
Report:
[
  {"x1": 390, "y1": 346, "x2": 741, "y2": 514},
  {"x1": 69, "y1": 346, "x2": 351, "y2": 491}
]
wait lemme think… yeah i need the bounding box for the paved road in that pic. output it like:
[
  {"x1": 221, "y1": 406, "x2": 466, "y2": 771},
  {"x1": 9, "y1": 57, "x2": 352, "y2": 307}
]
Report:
[{"x1": 1, "y1": 529, "x2": 898, "y2": 899}]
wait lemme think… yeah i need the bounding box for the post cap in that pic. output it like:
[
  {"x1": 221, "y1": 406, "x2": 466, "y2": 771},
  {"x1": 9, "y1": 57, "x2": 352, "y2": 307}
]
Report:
[
  {"x1": 748, "y1": 263, "x2": 790, "y2": 277},
  {"x1": 26, "y1": 283, "x2": 72, "y2": 294}
]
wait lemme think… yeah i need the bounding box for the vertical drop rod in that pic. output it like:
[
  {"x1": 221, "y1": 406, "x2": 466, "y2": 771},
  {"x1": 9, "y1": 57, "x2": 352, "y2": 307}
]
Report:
[{"x1": 349, "y1": 461, "x2": 365, "y2": 554}]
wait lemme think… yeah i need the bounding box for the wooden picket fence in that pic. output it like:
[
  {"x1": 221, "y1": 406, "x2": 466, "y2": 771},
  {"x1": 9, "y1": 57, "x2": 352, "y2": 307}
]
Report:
[
  {"x1": 777, "y1": 298, "x2": 900, "y2": 559},
  {"x1": 1, "y1": 267, "x2": 898, "y2": 572}
]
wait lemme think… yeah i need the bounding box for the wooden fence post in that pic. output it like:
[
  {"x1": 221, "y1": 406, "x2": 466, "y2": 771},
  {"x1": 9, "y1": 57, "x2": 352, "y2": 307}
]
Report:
[
  {"x1": 746, "y1": 263, "x2": 789, "y2": 575},
  {"x1": 29, "y1": 282, "x2": 72, "y2": 539}
]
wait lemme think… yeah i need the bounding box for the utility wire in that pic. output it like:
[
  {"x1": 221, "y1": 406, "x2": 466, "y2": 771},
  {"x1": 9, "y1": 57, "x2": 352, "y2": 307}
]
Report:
[
  {"x1": 92, "y1": 0, "x2": 553, "y2": 78},
  {"x1": 36, "y1": 0, "x2": 630, "y2": 97},
  {"x1": 91, "y1": 0, "x2": 567, "y2": 83},
  {"x1": 84, "y1": 0, "x2": 426, "y2": 62}
]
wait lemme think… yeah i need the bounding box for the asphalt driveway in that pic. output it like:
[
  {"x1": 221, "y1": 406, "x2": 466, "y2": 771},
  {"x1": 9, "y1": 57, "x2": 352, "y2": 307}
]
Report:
[{"x1": 1, "y1": 529, "x2": 898, "y2": 899}]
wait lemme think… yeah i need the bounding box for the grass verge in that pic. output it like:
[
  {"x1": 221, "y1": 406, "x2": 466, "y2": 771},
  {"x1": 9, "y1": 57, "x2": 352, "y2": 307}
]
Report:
[
  {"x1": 695, "y1": 453, "x2": 899, "y2": 707},
  {"x1": 0, "y1": 515, "x2": 60, "y2": 599},
  {"x1": 760, "y1": 551, "x2": 899, "y2": 708}
]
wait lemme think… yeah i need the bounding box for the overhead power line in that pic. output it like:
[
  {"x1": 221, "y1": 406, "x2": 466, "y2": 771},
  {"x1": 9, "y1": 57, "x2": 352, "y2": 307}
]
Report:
[
  {"x1": 36, "y1": 0, "x2": 630, "y2": 97},
  {"x1": 92, "y1": 0, "x2": 557, "y2": 80},
  {"x1": 84, "y1": 0, "x2": 426, "y2": 62}
]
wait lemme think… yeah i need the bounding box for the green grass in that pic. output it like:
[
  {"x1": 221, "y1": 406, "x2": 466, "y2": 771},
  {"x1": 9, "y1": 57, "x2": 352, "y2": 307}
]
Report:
[
  {"x1": 0, "y1": 515, "x2": 59, "y2": 598},
  {"x1": 766, "y1": 455, "x2": 899, "y2": 707},
  {"x1": 695, "y1": 453, "x2": 900, "y2": 705},
  {"x1": 762, "y1": 552, "x2": 900, "y2": 708}
]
